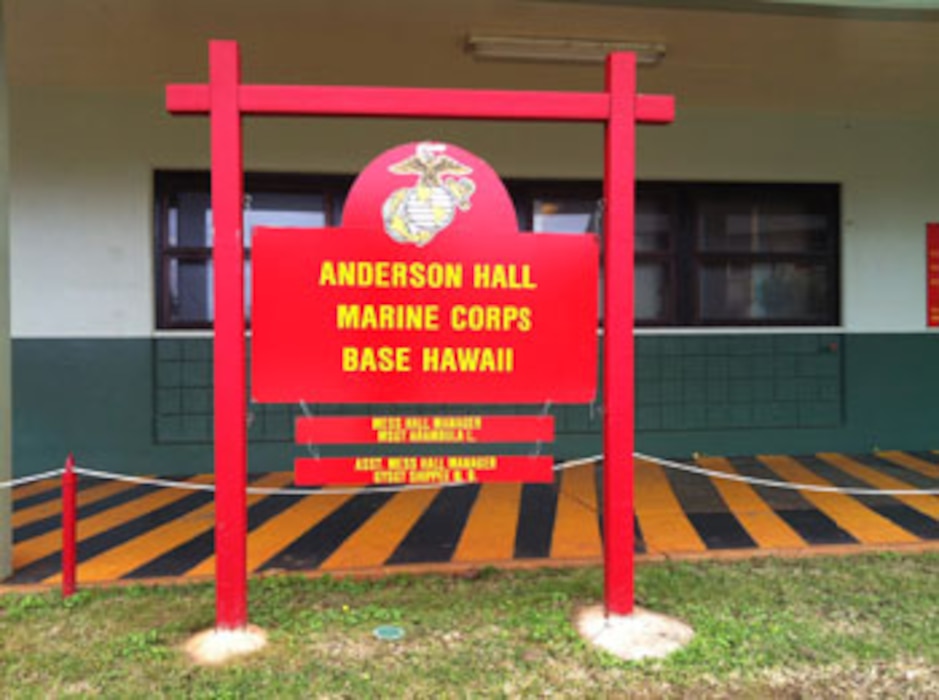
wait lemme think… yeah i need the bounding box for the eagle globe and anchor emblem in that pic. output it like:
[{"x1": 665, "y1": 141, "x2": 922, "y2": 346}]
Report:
[{"x1": 382, "y1": 142, "x2": 476, "y2": 246}]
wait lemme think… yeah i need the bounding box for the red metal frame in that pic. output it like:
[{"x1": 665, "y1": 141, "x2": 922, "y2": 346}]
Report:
[{"x1": 166, "y1": 40, "x2": 673, "y2": 629}]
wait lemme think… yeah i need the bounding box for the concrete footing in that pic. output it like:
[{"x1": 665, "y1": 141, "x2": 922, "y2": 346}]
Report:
[
  {"x1": 184, "y1": 625, "x2": 268, "y2": 665},
  {"x1": 574, "y1": 605, "x2": 694, "y2": 661}
]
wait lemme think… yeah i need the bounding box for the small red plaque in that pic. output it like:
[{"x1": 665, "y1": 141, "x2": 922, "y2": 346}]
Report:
[
  {"x1": 295, "y1": 414, "x2": 554, "y2": 445},
  {"x1": 928, "y1": 224, "x2": 939, "y2": 327},
  {"x1": 294, "y1": 455, "x2": 554, "y2": 486}
]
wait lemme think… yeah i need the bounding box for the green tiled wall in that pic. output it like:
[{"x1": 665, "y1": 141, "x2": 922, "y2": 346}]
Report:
[
  {"x1": 156, "y1": 338, "x2": 300, "y2": 443},
  {"x1": 152, "y1": 334, "x2": 841, "y2": 445},
  {"x1": 20, "y1": 332, "x2": 937, "y2": 476},
  {"x1": 635, "y1": 334, "x2": 842, "y2": 432}
]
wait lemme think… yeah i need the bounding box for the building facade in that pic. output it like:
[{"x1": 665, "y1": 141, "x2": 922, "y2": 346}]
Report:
[{"x1": 5, "y1": 0, "x2": 939, "y2": 480}]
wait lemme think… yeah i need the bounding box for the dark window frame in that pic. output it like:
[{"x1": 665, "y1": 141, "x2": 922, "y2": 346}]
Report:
[
  {"x1": 684, "y1": 182, "x2": 841, "y2": 327},
  {"x1": 154, "y1": 171, "x2": 840, "y2": 330},
  {"x1": 154, "y1": 171, "x2": 352, "y2": 330}
]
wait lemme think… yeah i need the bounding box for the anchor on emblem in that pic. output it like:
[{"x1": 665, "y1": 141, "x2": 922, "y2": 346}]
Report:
[{"x1": 382, "y1": 142, "x2": 476, "y2": 247}]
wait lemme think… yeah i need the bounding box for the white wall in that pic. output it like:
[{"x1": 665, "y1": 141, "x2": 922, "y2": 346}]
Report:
[
  {"x1": 642, "y1": 110, "x2": 939, "y2": 331},
  {"x1": 9, "y1": 84, "x2": 939, "y2": 337}
]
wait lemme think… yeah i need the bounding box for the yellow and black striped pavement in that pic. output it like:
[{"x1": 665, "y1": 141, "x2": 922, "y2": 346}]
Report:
[{"x1": 5, "y1": 451, "x2": 939, "y2": 587}]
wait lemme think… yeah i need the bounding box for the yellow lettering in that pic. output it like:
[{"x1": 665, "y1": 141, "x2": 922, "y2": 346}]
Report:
[
  {"x1": 421, "y1": 347, "x2": 515, "y2": 373},
  {"x1": 519, "y1": 264, "x2": 537, "y2": 289},
  {"x1": 486, "y1": 306, "x2": 501, "y2": 330},
  {"x1": 374, "y1": 471, "x2": 406, "y2": 484},
  {"x1": 446, "y1": 456, "x2": 497, "y2": 470},
  {"x1": 341, "y1": 346, "x2": 412, "y2": 373},
  {"x1": 492, "y1": 265, "x2": 507, "y2": 289},
  {"x1": 458, "y1": 347, "x2": 481, "y2": 371},
  {"x1": 337, "y1": 261, "x2": 356, "y2": 286},
  {"x1": 408, "y1": 261, "x2": 425, "y2": 288},
  {"x1": 354, "y1": 457, "x2": 383, "y2": 471},
  {"x1": 449, "y1": 305, "x2": 533, "y2": 332},
  {"x1": 423, "y1": 347, "x2": 440, "y2": 371},
  {"x1": 317, "y1": 261, "x2": 464, "y2": 289},
  {"x1": 431, "y1": 416, "x2": 482, "y2": 430},
  {"x1": 472, "y1": 264, "x2": 537, "y2": 290},
  {"x1": 391, "y1": 263, "x2": 408, "y2": 287},
  {"x1": 451, "y1": 306, "x2": 466, "y2": 331},
  {"x1": 319, "y1": 260, "x2": 337, "y2": 286},
  {"x1": 519, "y1": 307, "x2": 532, "y2": 332},
  {"x1": 336, "y1": 304, "x2": 440, "y2": 331},
  {"x1": 342, "y1": 346, "x2": 359, "y2": 372},
  {"x1": 337, "y1": 304, "x2": 361, "y2": 330},
  {"x1": 375, "y1": 261, "x2": 390, "y2": 287},
  {"x1": 441, "y1": 347, "x2": 457, "y2": 372},
  {"x1": 472, "y1": 264, "x2": 490, "y2": 289}
]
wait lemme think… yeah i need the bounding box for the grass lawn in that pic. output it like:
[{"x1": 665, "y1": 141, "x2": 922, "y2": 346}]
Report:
[{"x1": 1, "y1": 552, "x2": 937, "y2": 697}]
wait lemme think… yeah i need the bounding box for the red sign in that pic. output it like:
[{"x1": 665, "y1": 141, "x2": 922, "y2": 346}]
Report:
[
  {"x1": 295, "y1": 414, "x2": 554, "y2": 445},
  {"x1": 252, "y1": 142, "x2": 599, "y2": 405},
  {"x1": 295, "y1": 455, "x2": 554, "y2": 486},
  {"x1": 928, "y1": 224, "x2": 939, "y2": 327}
]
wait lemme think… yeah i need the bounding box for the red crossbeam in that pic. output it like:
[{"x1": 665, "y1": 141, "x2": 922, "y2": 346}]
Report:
[{"x1": 167, "y1": 84, "x2": 674, "y2": 124}]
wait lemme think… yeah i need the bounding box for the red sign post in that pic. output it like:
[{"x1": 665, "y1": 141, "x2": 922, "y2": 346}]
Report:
[{"x1": 167, "y1": 40, "x2": 673, "y2": 630}]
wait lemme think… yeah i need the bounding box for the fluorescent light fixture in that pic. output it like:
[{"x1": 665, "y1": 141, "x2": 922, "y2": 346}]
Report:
[
  {"x1": 466, "y1": 34, "x2": 666, "y2": 66},
  {"x1": 766, "y1": 0, "x2": 939, "y2": 8}
]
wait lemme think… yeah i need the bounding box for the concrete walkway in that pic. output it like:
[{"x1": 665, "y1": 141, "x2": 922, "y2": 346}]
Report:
[{"x1": 5, "y1": 451, "x2": 939, "y2": 587}]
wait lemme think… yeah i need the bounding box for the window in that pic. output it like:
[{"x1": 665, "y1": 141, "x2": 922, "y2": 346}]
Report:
[
  {"x1": 690, "y1": 185, "x2": 838, "y2": 324},
  {"x1": 155, "y1": 173, "x2": 839, "y2": 329},
  {"x1": 155, "y1": 172, "x2": 349, "y2": 328},
  {"x1": 514, "y1": 181, "x2": 839, "y2": 327}
]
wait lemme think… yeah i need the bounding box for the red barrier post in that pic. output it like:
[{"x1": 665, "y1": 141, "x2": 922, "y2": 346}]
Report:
[
  {"x1": 61, "y1": 453, "x2": 77, "y2": 598},
  {"x1": 927, "y1": 223, "x2": 939, "y2": 327}
]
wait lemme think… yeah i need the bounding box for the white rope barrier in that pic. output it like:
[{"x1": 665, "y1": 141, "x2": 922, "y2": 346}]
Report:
[
  {"x1": 0, "y1": 468, "x2": 67, "y2": 490},
  {"x1": 634, "y1": 452, "x2": 939, "y2": 497},
  {"x1": 2, "y1": 453, "x2": 937, "y2": 497},
  {"x1": 70, "y1": 466, "x2": 219, "y2": 492},
  {"x1": 71, "y1": 455, "x2": 598, "y2": 497}
]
